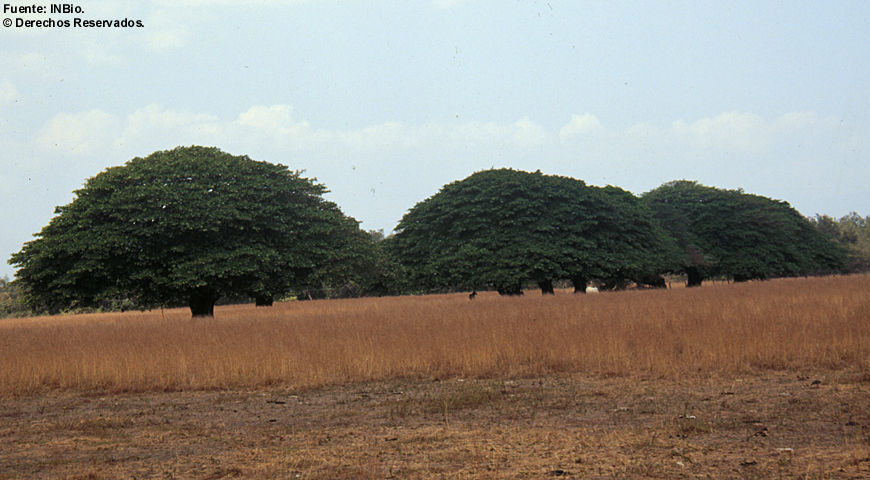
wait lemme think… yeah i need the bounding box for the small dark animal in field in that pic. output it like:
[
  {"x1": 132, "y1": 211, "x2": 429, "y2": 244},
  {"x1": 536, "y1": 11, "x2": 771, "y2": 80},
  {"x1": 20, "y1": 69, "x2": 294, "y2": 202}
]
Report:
[{"x1": 469, "y1": 290, "x2": 477, "y2": 300}]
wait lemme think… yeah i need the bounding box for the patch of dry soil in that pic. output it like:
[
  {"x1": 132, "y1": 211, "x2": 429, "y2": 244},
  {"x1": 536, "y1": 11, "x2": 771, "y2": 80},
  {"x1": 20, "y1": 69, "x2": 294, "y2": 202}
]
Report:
[{"x1": 2, "y1": 372, "x2": 869, "y2": 479}]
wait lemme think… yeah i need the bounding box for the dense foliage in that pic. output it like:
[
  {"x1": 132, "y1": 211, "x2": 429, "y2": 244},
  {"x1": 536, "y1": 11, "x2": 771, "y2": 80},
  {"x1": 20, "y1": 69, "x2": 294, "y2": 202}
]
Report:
[
  {"x1": 642, "y1": 181, "x2": 845, "y2": 285},
  {"x1": 9, "y1": 146, "x2": 365, "y2": 316},
  {"x1": 387, "y1": 169, "x2": 679, "y2": 294},
  {"x1": 810, "y1": 212, "x2": 870, "y2": 273},
  {"x1": 0, "y1": 276, "x2": 28, "y2": 318},
  {"x1": 8, "y1": 151, "x2": 857, "y2": 313},
  {"x1": 299, "y1": 229, "x2": 405, "y2": 300}
]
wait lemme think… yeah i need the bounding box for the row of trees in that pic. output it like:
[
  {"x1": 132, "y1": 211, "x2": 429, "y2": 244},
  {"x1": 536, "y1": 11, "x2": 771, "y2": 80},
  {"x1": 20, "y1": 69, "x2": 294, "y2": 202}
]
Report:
[
  {"x1": 386, "y1": 172, "x2": 845, "y2": 294},
  {"x1": 5, "y1": 146, "x2": 858, "y2": 317},
  {"x1": 385, "y1": 169, "x2": 678, "y2": 294}
]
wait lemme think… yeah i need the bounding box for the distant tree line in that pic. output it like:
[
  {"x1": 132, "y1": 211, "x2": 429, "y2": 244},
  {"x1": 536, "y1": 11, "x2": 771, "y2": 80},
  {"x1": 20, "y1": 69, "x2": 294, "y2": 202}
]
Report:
[
  {"x1": 809, "y1": 212, "x2": 870, "y2": 273},
  {"x1": 4, "y1": 146, "x2": 860, "y2": 318}
]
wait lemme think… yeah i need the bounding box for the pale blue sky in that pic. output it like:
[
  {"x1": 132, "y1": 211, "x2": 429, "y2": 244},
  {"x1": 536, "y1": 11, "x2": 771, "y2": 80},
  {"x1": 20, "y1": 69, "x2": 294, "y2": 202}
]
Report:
[{"x1": 2, "y1": 0, "x2": 869, "y2": 279}]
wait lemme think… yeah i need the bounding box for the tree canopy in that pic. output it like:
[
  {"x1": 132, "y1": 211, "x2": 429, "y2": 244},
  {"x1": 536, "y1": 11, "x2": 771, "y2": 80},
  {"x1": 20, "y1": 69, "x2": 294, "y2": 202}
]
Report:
[
  {"x1": 9, "y1": 146, "x2": 362, "y2": 316},
  {"x1": 642, "y1": 180, "x2": 845, "y2": 285},
  {"x1": 387, "y1": 169, "x2": 678, "y2": 294},
  {"x1": 299, "y1": 227, "x2": 405, "y2": 300},
  {"x1": 810, "y1": 212, "x2": 870, "y2": 273},
  {"x1": 9, "y1": 151, "x2": 857, "y2": 315}
]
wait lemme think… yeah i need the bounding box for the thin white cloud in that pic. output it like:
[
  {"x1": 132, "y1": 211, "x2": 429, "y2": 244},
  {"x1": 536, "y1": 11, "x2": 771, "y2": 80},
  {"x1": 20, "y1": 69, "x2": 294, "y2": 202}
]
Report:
[
  {"x1": 235, "y1": 105, "x2": 315, "y2": 138},
  {"x1": 669, "y1": 112, "x2": 770, "y2": 152},
  {"x1": 664, "y1": 111, "x2": 844, "y2": 155},
  {"x1": 339, "y1": 122, "x2": 410, "y2": 150},
  {"x1": 31, "y1": 106, "x2": 851, "y2": 180},
  {"x1": 559, "y1": 113, "x2": 604, "y2": 139},
  {"x1": 448, "y1": 118, "x2": 550, "y2": 149},
  {"x1": 36, "y1": 110, "x2": 122, "y2": 155},
  {"x1": 511, "y1": 118, "x2": 550, "y2": 146},
  {"x1": 117, "y1": 104, "x2": 222, "y2": 149},
  {"x1": 120, "y1": 105, "x2": 552, "y2": 152},
  {"x1": 772, "y1": 111, "x2": 838, "y2": 135},
  {"x1": 557, "y1": 111, "x2": 842, "y2": 156},
  {"x1": 236, "y1": 105, "x2": 297, "y2": 131}
]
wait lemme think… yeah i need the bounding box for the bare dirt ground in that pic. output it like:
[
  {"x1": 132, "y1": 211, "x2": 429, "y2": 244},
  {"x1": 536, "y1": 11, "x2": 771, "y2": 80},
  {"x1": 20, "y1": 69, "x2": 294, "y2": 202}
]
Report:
[{"x1": 2, "y1": 371, "x2": 869, "y2": 479}]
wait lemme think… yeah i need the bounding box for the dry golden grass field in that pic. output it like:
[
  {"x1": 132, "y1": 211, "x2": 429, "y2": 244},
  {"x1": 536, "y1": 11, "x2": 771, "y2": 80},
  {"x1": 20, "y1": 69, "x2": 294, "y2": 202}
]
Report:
[{"x1": 1, "y1": 274, "x2": 869, "y2": 478}]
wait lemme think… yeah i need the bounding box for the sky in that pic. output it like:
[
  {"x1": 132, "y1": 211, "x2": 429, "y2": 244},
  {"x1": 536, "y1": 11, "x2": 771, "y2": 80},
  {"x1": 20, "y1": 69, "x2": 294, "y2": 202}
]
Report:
[{"x1": 2, "y1": 0, "x2": 869, "y2": 279}]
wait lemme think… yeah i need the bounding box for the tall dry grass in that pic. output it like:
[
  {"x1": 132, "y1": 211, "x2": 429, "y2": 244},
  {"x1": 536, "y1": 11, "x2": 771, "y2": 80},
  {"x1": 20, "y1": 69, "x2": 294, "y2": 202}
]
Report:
[{"x1": 1, "y1": 274, "x2": 868, "y2": 396}]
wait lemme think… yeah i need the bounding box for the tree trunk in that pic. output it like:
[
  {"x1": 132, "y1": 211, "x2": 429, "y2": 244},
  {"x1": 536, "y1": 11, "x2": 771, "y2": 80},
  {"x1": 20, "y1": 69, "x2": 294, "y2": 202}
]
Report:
[
  {"x1": 189, "y1": 288, "x2": 219, "y2": 317},
  {"x1": 686, "y1": 267, "x2": 703, "y2": 287},
  {"x1": 254, "y1": 295, "x2": 274, "y2": 307},
  {"x1": 572, "y1": 276, "x2": 587, "y2": 294},
  {"x1": 537, "y1": 279, "x2": 555, "y2": 295},
  {"x1": 639, "y1": 274, "x2": 667, "y2": 289}
]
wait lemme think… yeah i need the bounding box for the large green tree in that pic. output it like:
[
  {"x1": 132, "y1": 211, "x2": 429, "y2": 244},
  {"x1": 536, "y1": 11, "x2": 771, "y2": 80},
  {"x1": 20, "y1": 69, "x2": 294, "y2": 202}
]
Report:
[
  {"x1": 387, "y1": 169, "x2": 678, "y2": 295},
  {"x1": 642, "y1": 180, "x2": 845, "y2": 286},
  {"x1": 9, "y1": 146, "x2": 360, "y2": 316}
]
